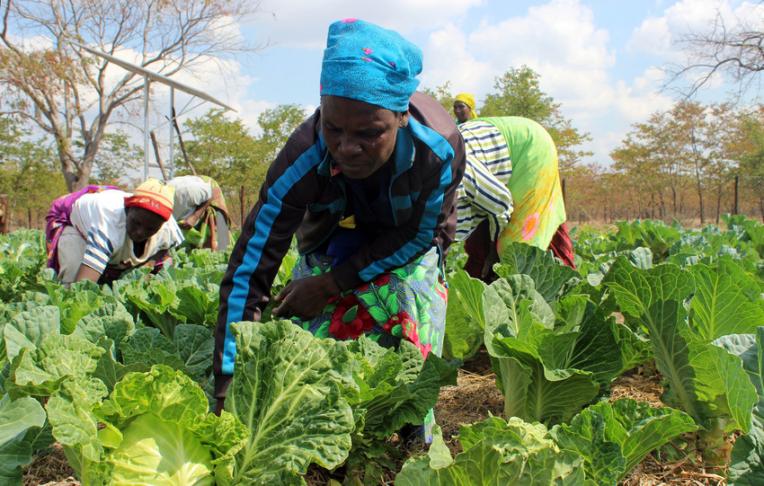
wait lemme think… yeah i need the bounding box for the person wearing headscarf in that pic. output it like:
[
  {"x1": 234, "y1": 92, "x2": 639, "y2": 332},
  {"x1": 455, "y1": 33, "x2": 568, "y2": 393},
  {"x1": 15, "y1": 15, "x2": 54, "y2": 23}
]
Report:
[
  {"x1": 167, "y1": 175, "x2": 231, "y2": 251},
  {"x1": 214, "y1": 19, "x2": 465, "y2": 418},
  {"x1": 45, "y1": 178, "x2": 184, "y2": 284},
  {"x1": 454, "y1": 116, "x2": 575, "y2": 281},
  {"x1": 453, "y1": 92, "x2": 478, "y2": 124}
]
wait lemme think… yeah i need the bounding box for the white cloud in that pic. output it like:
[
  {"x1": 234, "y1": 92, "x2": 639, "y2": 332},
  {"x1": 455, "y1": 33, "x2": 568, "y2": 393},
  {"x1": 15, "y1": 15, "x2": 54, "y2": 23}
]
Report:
[
  {"x1": 418, "y1": 0, "x2": 674, "y2": 164},
  {"x1": 627, "y1": 17, "x2": 671, "y2": 56},
  {"x1": 627, "y1": 0, "x2": 763, "y2": 58},
  {"x1": 420, "y1": 23, "x2": 493, "y2": 94},
  {"x1": 250, "y1": 0, "x2": 484, "y2": 48},
  {"x1": 421, "y1": 0, "x2": 618, "y2": 112}
]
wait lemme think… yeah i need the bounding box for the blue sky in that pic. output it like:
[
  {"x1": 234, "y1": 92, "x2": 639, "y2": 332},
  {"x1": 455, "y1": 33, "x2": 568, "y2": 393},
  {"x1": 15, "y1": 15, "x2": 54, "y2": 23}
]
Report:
[
  {"x1": 11, "y1": 0, "x2": 760, "y2": 169},
  {"x1": 187, "y1": 0, "x2": 759, "y2": 166}
]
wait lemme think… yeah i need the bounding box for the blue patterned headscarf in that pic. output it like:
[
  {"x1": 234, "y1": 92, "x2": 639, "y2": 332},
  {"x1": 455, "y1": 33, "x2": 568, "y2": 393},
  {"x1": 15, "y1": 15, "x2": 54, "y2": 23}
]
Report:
[{"x1": 320, "y1": 19, "x2": 422, "y2": 112}]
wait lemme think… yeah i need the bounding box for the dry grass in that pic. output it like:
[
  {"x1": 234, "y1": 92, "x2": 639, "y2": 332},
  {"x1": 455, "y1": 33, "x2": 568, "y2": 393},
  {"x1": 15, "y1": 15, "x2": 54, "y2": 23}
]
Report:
[
  {"x1": 22, "y1": 444, "x2": 77, "y2": 486},
  {"x1": 610, "y1": 365, "x2": 665, "y2": 408},
  {"x1": 435, "y1": 369, "x2": 504, "y2": 455},
  {"x1": 622, "y1": 453, "x2": 727, "y2": 486}
]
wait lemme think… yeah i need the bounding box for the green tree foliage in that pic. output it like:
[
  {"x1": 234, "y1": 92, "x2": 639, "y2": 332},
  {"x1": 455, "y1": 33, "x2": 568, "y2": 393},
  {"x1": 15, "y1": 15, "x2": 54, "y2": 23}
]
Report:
[
  {"x1": 182, "y1": 105, "x2": 306, "y2": 192},
  {"x1": 182, "y1": 109, "x2": 264, "y2": 191},
  {"x1": 0, "y1": 0, "x2": 256, "y2": 191},
  {"x1": 181, "y1": 105, "x2": 307, "y2": 224},
  {"x1": 480, "y1": 66, "x2": 591, "y2": 173},
  {"x1": 0, "y1": 116, "x2": 66, "y2": 226},
  {"x1": 258, "y1": 104, "x2": 308, "y2": 161},
  {"x1": 422, "y1": 82, "x2": 456, "y2": 116}
]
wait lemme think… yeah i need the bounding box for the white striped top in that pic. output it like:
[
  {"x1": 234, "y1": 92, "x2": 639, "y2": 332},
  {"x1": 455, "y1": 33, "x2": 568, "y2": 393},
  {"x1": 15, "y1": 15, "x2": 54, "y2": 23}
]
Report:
[{"x1": 455, "y1": 120, "x2": 514, "y2": 241}]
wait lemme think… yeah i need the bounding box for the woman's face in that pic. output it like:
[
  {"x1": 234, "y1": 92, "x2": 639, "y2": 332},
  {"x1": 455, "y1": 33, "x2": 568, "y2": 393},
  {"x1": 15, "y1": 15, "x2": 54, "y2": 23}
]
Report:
[
  {"x1": 125, "y1": 207, "x2": 166, "y2": 242},
  {"x1": 453, "y1": 101, "x2": 472, "y2": 124},
  {"x1": 320, "y1": 96, "x2": 408, "y2": 179}
]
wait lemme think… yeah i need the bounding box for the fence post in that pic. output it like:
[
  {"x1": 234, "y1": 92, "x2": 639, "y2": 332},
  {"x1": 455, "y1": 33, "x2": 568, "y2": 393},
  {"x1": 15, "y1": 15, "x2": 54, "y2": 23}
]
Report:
[{"x1": 562, "y1": 177, "x2": 567, "y2": 205}]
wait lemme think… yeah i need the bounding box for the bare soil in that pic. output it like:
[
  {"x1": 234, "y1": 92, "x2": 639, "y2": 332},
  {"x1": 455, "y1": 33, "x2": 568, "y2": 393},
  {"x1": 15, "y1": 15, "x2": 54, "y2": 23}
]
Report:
[{"x1": 22, "y1": 444, "x2": 76, "y2": 486}]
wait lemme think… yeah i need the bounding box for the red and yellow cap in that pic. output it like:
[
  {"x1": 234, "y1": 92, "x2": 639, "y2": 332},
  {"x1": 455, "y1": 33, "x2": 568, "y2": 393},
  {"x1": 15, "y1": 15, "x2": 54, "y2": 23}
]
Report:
[{"x1": 124, "y1": 178, "x2": 175, "y2": 221}]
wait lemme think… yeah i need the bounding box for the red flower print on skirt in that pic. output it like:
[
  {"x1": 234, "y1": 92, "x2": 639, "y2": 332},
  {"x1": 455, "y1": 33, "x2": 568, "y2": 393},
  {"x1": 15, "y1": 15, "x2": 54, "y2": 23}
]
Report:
[{"x1": 329, "y1": 294, "x2": 374, "y2": 340}]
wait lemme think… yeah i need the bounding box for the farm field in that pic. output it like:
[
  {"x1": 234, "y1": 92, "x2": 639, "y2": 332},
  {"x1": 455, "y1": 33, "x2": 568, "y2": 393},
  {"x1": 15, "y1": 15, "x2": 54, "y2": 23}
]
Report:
[{"x1": 3, "y1": 217, "x2": 764, "y2": 485}]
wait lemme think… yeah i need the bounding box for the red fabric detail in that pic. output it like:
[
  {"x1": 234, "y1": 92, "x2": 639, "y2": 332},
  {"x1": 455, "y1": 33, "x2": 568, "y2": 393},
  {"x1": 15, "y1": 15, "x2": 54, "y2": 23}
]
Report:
[
  {"x1": 124, "y1": 195, "x2": 172, "y2": 220},
  {"x1": 329, "y1": 294, "x2": 374, "y2": 340},
  {"x1": 549, "y1": 222, "x2": 576, "y2": 269},
  {"x1": 464, "y1": 220, "x2": 577, "y2": 277}
]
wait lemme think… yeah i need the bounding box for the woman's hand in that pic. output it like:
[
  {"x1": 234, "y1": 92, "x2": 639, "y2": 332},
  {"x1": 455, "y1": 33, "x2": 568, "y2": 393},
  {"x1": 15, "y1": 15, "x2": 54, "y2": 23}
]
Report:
[{"x1": 273, "y1": 273, "x2": 340, "y2": 320}]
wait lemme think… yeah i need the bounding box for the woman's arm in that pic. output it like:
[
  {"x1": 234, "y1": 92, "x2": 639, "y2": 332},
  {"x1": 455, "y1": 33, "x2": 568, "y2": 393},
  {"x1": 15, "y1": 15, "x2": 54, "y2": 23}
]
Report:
[
  {"x1": 213, "y1": 114, "x2": 321, "y2": 400},
  {"x1": 74, "y1": 263, "x2": 102, "y2": 283}
]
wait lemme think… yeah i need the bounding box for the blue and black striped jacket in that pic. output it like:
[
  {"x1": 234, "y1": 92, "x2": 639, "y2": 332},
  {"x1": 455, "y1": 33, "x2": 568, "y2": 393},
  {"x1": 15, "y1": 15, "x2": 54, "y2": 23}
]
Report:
[{"x1": 213, "y1": 92, "x2": 465, "y2": 396}]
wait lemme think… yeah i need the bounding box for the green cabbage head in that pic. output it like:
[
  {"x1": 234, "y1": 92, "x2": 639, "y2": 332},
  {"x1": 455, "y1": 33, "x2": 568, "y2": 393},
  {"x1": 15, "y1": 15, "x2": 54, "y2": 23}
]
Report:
[
  {"x1": 109, "y1": 413, "x2": 215, "y2": 485},
  {"x1": 81, "y1": 365, "x2": 247, "y2": 485}
]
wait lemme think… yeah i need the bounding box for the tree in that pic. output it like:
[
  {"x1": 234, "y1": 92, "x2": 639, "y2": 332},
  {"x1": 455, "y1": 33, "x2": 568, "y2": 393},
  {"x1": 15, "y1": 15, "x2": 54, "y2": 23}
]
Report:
[
  {"x1": 480, "y1": 66, "x2": 591, "y2": 173},
  {"x1": 481, "y1": 67, "x2": 556, "y2": 120},
  {"x1": 257, "y1": 104, "x2": 307, "y2": 161},
  {"x1": 0, "y1": 115, "x2": 66, "y2": 227},
  {"x1": 703, "y1": 103, "x2": 741, "y2": 222},
  {"x1": 422, "y1": 81, "x2": 456, "y2": 116},
  {"x1": 669, "y1": 7, "x2": 764, "y2": 98},
  {"x1": 181, "y1": 104, "x2": 306, "y2": 224},
  {"x1": 80, "y1": 131, "x2": 142, "y2": 185},
  {"x1": 182, "y1": 108, "x2": 263, "y2": 191},
  {"x1": 737, "y1": 107, "x2": 764, "y2": 219},
  {"x1": 0, "y1": 0, "x2": 256, "y2": 191},
  {"x1": 610, "y1": 101, "x2": 750, "y2": 223},
  {"x1": 611, "y1": 126, "x2": 667, "y2": 219}
]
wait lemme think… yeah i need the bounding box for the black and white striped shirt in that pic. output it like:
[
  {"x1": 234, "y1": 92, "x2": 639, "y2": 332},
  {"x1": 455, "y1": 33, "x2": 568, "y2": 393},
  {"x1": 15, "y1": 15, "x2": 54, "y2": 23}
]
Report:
[{"x1": 456, "y1": 120, "x2": 513, "y2": 241}]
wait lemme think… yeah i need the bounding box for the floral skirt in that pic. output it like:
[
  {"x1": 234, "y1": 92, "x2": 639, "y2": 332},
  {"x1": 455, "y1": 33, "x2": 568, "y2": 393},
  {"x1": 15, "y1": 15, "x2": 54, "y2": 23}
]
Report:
[
  {"x1": 291, "y1": 247, "x2": 447, "y2": 442},
  {"x1": 291, "y1": 247, "x2": 448, "y2": 360}
]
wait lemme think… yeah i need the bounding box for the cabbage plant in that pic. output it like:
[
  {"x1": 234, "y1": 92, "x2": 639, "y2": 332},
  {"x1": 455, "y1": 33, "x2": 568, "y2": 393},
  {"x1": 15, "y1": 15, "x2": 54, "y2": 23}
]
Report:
[
  {"x1": 604, "y1": 257, "x2": 759, "y2": 465},
  {"x1": 49, "y1": 365, "x2": 247, "y2": 485}
]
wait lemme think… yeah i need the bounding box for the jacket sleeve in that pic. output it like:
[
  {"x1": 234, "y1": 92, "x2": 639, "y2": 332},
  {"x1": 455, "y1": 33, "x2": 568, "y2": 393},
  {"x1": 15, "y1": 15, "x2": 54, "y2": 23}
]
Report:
[
  {"x1": 330, "y1": 130, "x2": 465, "y2": 291},
  {"x1": 213, "y1": 116, "x2": 321, "y2": 398}
]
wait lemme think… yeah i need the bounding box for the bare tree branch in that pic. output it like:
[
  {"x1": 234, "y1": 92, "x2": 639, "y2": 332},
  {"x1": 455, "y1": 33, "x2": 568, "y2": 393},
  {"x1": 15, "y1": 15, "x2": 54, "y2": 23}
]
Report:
[
  {"x1": 666, "y1": 7, "x2": 764, "y2": 99},
  {"x1": 0, "y1": 0, "x2": 260, "y2": 190}
]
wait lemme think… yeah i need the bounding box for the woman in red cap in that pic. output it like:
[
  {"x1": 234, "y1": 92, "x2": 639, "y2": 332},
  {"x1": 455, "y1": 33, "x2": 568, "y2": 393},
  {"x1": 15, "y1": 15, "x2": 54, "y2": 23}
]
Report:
[{"x1": 45, "y1": 178, "x2": 184, "y2": 284}]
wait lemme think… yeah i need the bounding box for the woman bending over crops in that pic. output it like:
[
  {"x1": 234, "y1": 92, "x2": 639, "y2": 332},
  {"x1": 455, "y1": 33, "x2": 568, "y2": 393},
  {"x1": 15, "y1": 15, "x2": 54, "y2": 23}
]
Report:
[
  {"x1": 45, "y1": 178, "x2": 184, "y2": 284},
  {"x1": 454, "y1": 116, "x2": 575, "y2": 281},
  {"x1": 167, "y1": 175, "x2": 231, "y2": 251},
  {"x1": 214, "y1": 19, "x2": 465, "y2": 411}
]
